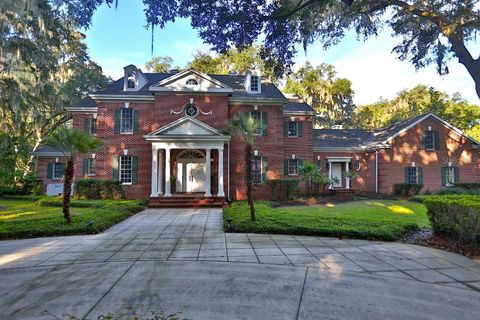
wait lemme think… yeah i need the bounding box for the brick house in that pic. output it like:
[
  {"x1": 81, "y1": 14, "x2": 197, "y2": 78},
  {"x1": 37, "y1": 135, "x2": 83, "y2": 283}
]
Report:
[{"x1": 33, "y1": 65, "x2": 480, "y2": 201}]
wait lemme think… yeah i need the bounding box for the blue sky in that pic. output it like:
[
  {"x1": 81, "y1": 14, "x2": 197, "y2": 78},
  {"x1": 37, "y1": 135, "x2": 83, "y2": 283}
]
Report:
[{"x1": 83, "y1": 0, "x2": 479, "y2": 105}]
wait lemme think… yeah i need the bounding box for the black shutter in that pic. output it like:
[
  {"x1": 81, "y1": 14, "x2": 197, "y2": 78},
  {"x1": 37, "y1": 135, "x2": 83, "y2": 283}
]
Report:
[
  {"x1": 261, "y1": 112, "x2": 268, "y2": 136},
  {"x1": 434, "y1": 131, "x2": 440, "y2": 150},
  {"x1": 114, "y1": 110, "x2": 121, "y2": 134},
  {"x1": 284, "y1": 159, "x2": 289, "y2": 175},
  {"x1": 417, "y1": 167, "x2": 423, "y2": 184},
  {"x1": 132, "y1": 156, "x2": 138, "y2": 184},
  {"x1": 284, "y1": 122, "x2": 289, "y2": 137},
  {"x1": 83, "y1": 159, "x2": 88, "y2": 176},
  {"x1": 453, "y1": 167, "x2": 460, "y2": 184},
  {"x1": 47, "y1": 163, "x2": 53, "y2": 179},
  {"x1": 84, "y1": 119, "x2": 90, "y2": 134},
  {"x1": 404, "y1": 167, "x2": 409, "y2": 183},
  {"x1": 113, "y1": 156, "x2": 119, "y2": 180},
  {"x1": 133, "y1": 110, "x2": 139, "y2": 133},
  {"x1": 262, "y1": 156, "x2": 268, "y2": 182},
  {"x1": 298, "y1": 122, "x2": 304, "y2": 137},
  {"x1": 441, "y1": 167, "x2": 447, "y2": 186}
]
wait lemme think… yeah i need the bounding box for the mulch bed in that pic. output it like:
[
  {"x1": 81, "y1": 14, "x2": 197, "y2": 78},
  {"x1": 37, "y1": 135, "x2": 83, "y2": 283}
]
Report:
[
  {"x1": 279, "y1": 196, "x2": 358, "y2": 207},
  {"x1": 401, "y1": 228, "x2": 480, "y2": 259}
]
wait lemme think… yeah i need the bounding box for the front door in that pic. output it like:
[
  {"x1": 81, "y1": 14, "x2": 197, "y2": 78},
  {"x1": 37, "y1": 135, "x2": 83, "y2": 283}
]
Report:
[
  {"x1": 331, "y1": 163, "x2": 342, "y2": 188},
  {"x1": 186, "y1": 163, "x2": 206, "y2": 192}
]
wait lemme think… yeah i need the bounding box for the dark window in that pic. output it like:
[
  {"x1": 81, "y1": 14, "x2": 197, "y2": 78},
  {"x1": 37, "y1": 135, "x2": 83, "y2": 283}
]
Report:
[
  {"x1": 121, "y1": 108, "x2": 134, "y2": 134},
  {"x1": 250, "y1": 75, "x2": 259, "y2": 91},
  {"x1": 252, "y1": 156, "x2": 263, "y2": 183},
  {"x1": 251, "y1": 111, "x2": 262, "y2": 135},
  {"x1": 53, "y1": 163, "x2": 64, "y2": 179},
  {"x1": 353, "y1": 160, "x2": 361, "y2": 170},
  {"x1": 120, "y1": 156, "x2": 133, "y2": 184},
  {"x1": 443, "y1": 167, "x2": 456, "y2": 186},
  {"x1": 288, "y1": 121, "x2": 298, "y2": 137},
  {"x1": 186, "y1": 79, "x2": 198, "y2": 85},
  {"x1": 87, "y1": 159, "x2": 96, "y2": 176},
  {"x1": 288, "y1": 159, "x2": 299, "y2": 176},
  {"x1": 316, "y1": 160, "x2": 322, "y2": 170},
  {"x1": 89, "y1": 119, "x2": 97, "y2": 135},
  {"x1": 407, "y1": 167, "x2": 418, "y2": 184},
  {"x1": 127, "y1": 72, "x2": 135, "y2": 89},
  {"x1": 425, "y1": 131, "x2": 435, "y2": 150}
]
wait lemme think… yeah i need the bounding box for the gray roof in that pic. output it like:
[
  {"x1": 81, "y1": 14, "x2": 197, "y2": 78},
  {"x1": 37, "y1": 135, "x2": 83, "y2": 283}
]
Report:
[
  {"x1": 284, "y1": 101, "x2": 314, "y2": 114},
  {"x1": 71, "y1": 72, "x2": 288, "y2": 108},
  {"x1": 313, "y1": 113, "x2": 463, "y2": 150},
  {"x1": 31, "y1": 145, "x2": 69, "y2": 157}
]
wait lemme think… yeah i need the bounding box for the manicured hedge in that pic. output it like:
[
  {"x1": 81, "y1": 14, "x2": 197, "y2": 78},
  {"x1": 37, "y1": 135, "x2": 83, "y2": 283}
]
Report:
[
  {"x1": 0, "y1": 186, "x2": 29, "y2": 196},
  {"x1": 454, "y1": 183, "x2": 480, "y2": 190},
  {"x1": 436, "y1": 187, "x2": 480, "y2": 195},
  {"x1": 74, "y1": 179, "x2": 124, "y2": 200},
  {"x1": 423, "y1": 195, "x2": 480, "y2": 244},
  {"x1": 393, "y1": 183, "x2": 423, "y2": 196},
  {"x1": 36, "y1": 199, "x2": 105, "y2": 208}
]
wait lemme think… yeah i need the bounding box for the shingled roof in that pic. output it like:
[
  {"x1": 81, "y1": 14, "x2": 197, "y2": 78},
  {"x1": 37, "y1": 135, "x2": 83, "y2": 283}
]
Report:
[{"x1": 314, "y1": 113, "x2": 480, "y2": 150}]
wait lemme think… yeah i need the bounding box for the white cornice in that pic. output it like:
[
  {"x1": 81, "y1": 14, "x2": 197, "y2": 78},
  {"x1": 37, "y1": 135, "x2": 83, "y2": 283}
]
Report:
[
  {"x1": 65, "y1": 107, "x2": 98, "y2": 113},
  {"x1": 89, "y1": 94, "x2": 154, "y2": 101}
]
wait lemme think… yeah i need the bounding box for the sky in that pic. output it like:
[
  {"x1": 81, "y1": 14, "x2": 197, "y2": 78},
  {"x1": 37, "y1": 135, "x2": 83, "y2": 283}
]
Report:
[{"x1": 83, "y1": 0, "x2": 479, "y2": 106}]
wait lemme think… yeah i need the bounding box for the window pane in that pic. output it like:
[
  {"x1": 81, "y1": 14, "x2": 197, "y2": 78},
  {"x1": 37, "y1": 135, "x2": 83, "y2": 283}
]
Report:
[
  {"x1": 252, "y1": 156, "x2": 262, "y2": 183},
  {"x1": 408, "y1": 167, "x2": 417, "y2": 184},
  {"x1": 90, "y1": 119, "x2": 97, "y2": 135},
  {"x1": 425, "y1": 131, "x2": 435, "y2": 149},
  {"x1": 251, "y1": 111, "x2": 262, "y2": 135},
  {"x1": 445, "y1": 167, "x2": 455, "y2": 185},
  {"x1": 120, "y1": 156, "x2": 133, "y2": 184},
  {"x1": 250, "y1": 76, "x2": 259, "y2": 91},
  {"x1": 121, "y1": 109, "x2": 134, "y2": 133},
  {"x1": 288, "y1": 122, "x2": 298, "y2": 137},
  {"x1": 288, "y1": 159, "x2": 298, "y2": 175},
  {"x1": 53, "y1": 163, "x2": 63, "y2": 179},
  {"x1": 88, "y1": 159, "x2": 96, "y2": 175}
]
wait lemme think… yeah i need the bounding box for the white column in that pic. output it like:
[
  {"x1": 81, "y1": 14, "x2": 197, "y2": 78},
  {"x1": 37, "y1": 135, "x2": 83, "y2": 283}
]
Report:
[
  {"x1": 164, "y1": 148, "x2": 172, "y2": 197},
  {"x1": 345, "y1": 161, "x2": 350, "y2": 190},
  {"x1": 158, "y1": 150, "x2": 163, "y2": 195},
  {"x1": 150, "y1": 148, "x2": 158, "y2": 197},
  {"x1": 217, "y1": 147, "x2": 225, "y2": 197},
  {"x1": 205, "y1": 148, "x2": 212, "y2": 197},
  {"x1": 328, "y1": 160, "x2": 332, "y2": 190}
]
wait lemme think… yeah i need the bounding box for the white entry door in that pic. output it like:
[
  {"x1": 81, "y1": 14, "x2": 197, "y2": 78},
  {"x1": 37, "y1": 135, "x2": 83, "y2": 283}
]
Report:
[
  {"x1": 331, "y1": 163, "x2": 343, "y2": 188},
  {"x1": 186, "y1": 163, "x2": 206, "y2": 192}
]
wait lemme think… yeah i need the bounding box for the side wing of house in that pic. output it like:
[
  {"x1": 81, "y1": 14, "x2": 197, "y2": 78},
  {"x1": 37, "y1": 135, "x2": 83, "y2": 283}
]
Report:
[{"x1": 378, "y1": 114, "x2": 480, "y2": 193}]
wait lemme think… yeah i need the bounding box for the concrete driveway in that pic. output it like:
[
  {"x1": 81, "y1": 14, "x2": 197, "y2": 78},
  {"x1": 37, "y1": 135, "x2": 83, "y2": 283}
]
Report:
[{"x1": 0, "y1": 208, "x2": 479, "y2": 319}]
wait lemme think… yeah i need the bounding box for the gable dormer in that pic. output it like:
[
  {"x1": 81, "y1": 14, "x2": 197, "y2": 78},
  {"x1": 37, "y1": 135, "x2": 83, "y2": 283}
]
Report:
[
  {"x1": 123, "y1": 64, "x2": 148, "y2": 91},
  {"x1": 244, "y1": 70, "x2": 262, "y2": 94}
]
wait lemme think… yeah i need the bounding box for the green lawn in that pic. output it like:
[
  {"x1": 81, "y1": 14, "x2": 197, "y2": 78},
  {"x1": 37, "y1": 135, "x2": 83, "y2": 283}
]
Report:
[
  {"x1": 0, "y1": 197, "x2": 145, "y2": 239},
  {"x1": 224, "y1": 200, "x2": 430, "y2": 241}
]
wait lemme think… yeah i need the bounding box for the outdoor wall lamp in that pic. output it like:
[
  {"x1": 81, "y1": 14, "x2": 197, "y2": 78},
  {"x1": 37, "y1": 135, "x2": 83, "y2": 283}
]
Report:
[
  {"x1": 254, "y1": 105, "x2": 259, "y2": 110},
  {"x1": 254, "y1": 150, "x2": 259, "y2": 156},
  {"x1": 124, "y1": 102, "x2": 129, "y2": 108},
  {"x1": 190, "y1": 98, "x2": 194, "y2": 104},
  {"x1": 411, "y1": 162, "x2": 416, "y2": 167},
  {"x1": 55, "y1": 157, "x2": 59, "y2": 163},
  {"x1": 448, "y1": 161, "x2": 452, "y2": 167},
  {"x1": 292, "y1": 154, "x2": 296, "y2": 159},
  {"x1": 317, "y1": 155, "x2": 321, "y2": 161},
  {"x1": 92, "y1": 153, "x2": 96, "y2": 159},
  {"x1": 123, "y1": 149, "x2": 128, "y2": 156},
  {"x1": 93, "y1": 113, "x2": 97, "y2": 119}
]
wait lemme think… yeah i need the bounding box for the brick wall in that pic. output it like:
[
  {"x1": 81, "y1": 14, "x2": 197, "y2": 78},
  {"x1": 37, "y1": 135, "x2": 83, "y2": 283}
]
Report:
[
  {"x1": 36, "y1": 157, "x2": 68, "y2": 194},
  {"x1": 378, "y1": 117, "x2": 480, "y2": 194}
]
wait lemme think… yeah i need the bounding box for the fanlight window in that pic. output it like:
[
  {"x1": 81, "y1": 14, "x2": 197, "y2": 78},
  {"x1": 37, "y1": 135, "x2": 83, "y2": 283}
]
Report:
[
  {"x1": 186, "y1": 78, "x2": 199, "y2": 86},
  {"x1": 177, "y1": 150, "x2": 205, "y2": 162}
]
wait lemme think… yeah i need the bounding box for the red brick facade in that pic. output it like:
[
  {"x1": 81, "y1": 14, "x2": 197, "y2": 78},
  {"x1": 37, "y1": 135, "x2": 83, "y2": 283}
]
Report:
[{"x1": 34, "y1": 70, "x2": 479, "y2": 199}]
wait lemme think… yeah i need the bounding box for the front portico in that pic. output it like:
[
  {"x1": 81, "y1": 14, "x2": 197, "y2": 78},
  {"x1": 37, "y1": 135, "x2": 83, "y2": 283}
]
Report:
[{"x1": 144, "y1": 116, "x2": 230, "y2": 198}]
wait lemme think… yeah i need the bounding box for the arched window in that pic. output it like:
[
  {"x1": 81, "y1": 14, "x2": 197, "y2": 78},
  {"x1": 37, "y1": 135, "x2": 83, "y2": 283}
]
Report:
[
  {"x1": 127, "y1": 72, "x2": 135, "y2": 89},
  {"x1": 186, "y1": 78, "x2": 198, "y2": 86}
]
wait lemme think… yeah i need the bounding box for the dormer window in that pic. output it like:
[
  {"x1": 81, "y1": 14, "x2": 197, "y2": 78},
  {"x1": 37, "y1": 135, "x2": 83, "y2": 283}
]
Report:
[
  {"x1": 250, "y1": 75, "x2": 259, "y2": 92},
  {"x1": 186, "y1": 78, "x2": 198, "y2": 86},
  {"x1": 127, "y1": 72, "x2": 135, "y2": 89}
]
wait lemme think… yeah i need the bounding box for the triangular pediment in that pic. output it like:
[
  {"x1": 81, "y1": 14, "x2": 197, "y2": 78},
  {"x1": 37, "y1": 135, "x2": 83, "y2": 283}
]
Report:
[
  {"x1": 149, "y1": 69, "x2": 232, "y2": 93},
  {"x1": 146, "y1": 116, "x2": 224, "y2": 137}
]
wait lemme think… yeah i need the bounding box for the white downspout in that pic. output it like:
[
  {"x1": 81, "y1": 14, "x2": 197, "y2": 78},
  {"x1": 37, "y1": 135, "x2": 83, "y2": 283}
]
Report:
[
  {"x1": 227, "y1": 141, "x2": 231, "y2": 201},
  {"x1": 375, "y1": 150, "x2": 379, "y2": 194}
]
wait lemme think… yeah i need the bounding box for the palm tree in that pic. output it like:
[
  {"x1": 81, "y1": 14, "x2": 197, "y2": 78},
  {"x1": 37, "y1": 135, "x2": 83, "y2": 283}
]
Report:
[
  {"x1": 47, "y1": 128, "x2": 101, "y2": 223},
  {"x1": 227, "y1": 114, "x2": 260, "y2": 223}
]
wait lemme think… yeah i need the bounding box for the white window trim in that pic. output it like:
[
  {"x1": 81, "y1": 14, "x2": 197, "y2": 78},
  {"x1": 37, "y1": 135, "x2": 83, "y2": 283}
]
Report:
[
  {"x1": 87, "y1": 158, "x2": 96, "y2": 176},
  {"x1": 407, "y1": 167, "x2": 418, "y2": 184},
  {"x1": 119, "y1": 155, "x2": 133, "y2": 185},
  {"x1": 445, "y1": 167, "x2": 455, "y2": 187},
  {"x1": 288, "y1": 121, "x2": 299, "y2": 137},
  {"x1": 288, "y1": 159, "x2": 299, "y2": 176},
  {"x1": 120, "y1": 108, "x2": 134, "y2": 134},
  {"x1": 52, "y1": 163, "x2": 63, "y2": 180},
  {"x1": 425, "y1": 131, "x2": 436, "y2": 150}
]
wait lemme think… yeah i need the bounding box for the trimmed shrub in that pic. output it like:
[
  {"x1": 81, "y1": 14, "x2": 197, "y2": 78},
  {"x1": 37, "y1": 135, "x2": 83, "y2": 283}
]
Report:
[
  {"x1": 36, "y1": 198, "x2": 105, "y2": 208},
  {"x1": 0, "y1": 186, "x2": 29, "y2": 196},
  {"x1": 268, "y1": 179, "x2": 300, "y2": 201},
  {"x1": 436, "y1": 187, "x2": 480, "y2": 195},
  {"x1": 74, "y1": 179, "x2": 124, "y2": 200},
  {"x1": 393, "y1": 183, "x2": 423, "y2": 196},
  {"x1": 423, "y1": 195, "x2": 480, "y2": 244},
  {"x1": 454, "y1": 183, "x2": 480, "y2": 190}
]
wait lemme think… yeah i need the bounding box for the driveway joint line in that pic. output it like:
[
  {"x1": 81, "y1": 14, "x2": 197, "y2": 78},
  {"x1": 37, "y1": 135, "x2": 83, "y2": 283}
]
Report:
[{"x1": 295, "y1": 267, "x2": 309, "y2": 320}]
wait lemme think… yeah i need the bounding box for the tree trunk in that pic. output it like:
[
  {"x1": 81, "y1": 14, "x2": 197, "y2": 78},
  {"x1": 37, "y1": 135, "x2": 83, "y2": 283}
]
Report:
[
  {"x1": 448, "y1": 36, "x2": 480, "y2": 99},
  {"x1": 245, "y1": 143, "x2": 255, "y2": 222},
  {"x1": 62, "y1": 159, "x2": 74, "y2": 223}
]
